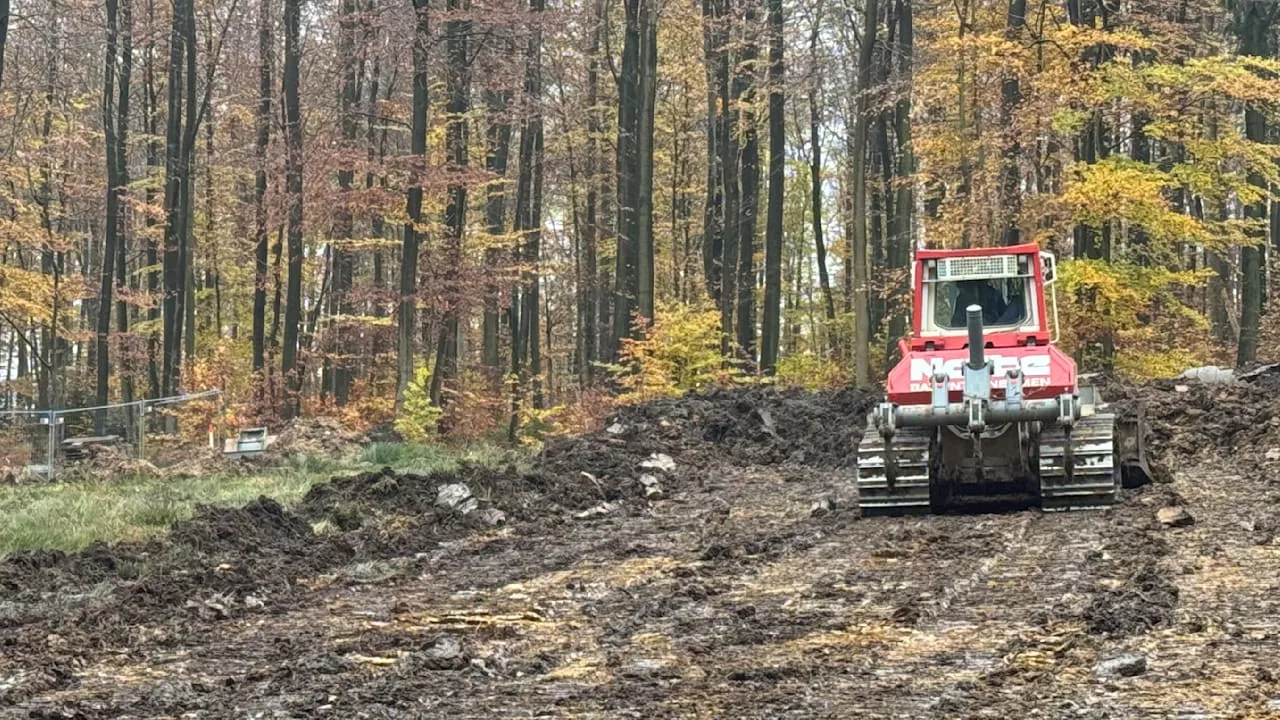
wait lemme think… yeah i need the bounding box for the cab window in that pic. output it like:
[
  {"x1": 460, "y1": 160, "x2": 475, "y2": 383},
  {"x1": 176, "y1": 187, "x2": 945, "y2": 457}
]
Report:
[{"x1": 933, "y1": 278, "x2": 1028, "y2": 329}]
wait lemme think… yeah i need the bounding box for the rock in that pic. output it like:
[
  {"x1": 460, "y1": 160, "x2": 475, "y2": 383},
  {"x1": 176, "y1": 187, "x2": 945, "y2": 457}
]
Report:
[
  {"x1": 1157, "y1": 506, "x2": 1195, "y2": 528},
  {"x1": 810, "y1": 497, "x2": 834, "y2": 517},
  {"x1": 1266, "y1": 448, "x2": 1280, "y2": 461},
  {"x1": 640, "y1": 474, "x2": 665, "y2": 500},
  {"x1": 606, "y1": 423, "x2": 625, "y2": 435},
  {"x1": 477, "y1": 508, "x2": 507, "y2": 526},
  {"x1": 1095, "y1": 653, "x2": 1147, "y2": 678},
  {"x1": 429, "y1": 635, "x2": 463, "y2": 661},
  {"x1": 639, "y1": 453, "x2": 677, "y2": 474},
  {"x1": 1266, "y1": 698, "x2": 1280, "y2": 712},
  {"x1": 436, "y1": 483, "x2": 479, "y2": 515},
  {"x1": 574, "y1": 502, "x2": 617, "y2": 519}
]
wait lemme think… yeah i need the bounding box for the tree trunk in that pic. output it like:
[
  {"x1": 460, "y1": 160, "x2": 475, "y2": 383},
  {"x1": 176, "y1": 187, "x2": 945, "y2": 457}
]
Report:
[
  {"x1": 998, "y1": 0, "x2": 1025, "y2": 246},
  {"x1": 716, "y1": 0, "x2": 740, "y2": 356},
  {"x1": 483, "y1": 85, "x2": 512, "y2": 381},
  {"x1": 252, "y1": 0, "x2": 271, "y2": 379},
  {"x1": 885, "y1": 0, "x2": 912, "y2": 364},
  {"x1": 97, "y1": 0, "x2": 124, "y2": 419},
  {"x1": 635, "y1": 0, "x2": 657, "y2": 327},
  {"x1": 735, "y1": 0, "x2": 759, "y2": 361},
  {"x1": 429, "y1": 0, "x2": 470, "y2": 422},
  {"x1": 808, "y1": 5, "x2": 835, "y2": 333},
  {"x1": 116, "y1": 0, "x2": 133, "y2": 409},
  {"x1": 701, "y1": 0, "x2": 723, "y2": 303},
  {"x1": 851, "y1": 0, "x2": 878, "y2": 387},
  {"x1": 760, "y1": 0, "x2": 783, "y2": 372},
  {"x1": 281, "y1": 0, "x2": 304, "y2": 416},
  {"x1": 397, "y1": 0, "x2": 429, "y2": 408},
  {"x1": 579, "y1": 0, "x2": 604, "y2": 383},
  {"x1": 331, "y1": 0, "x2": 360, "y2": 406},
  {"x1": 1235, "y1": 1, "x2": 1272, "y2": 367},
  {"x1": 0, "y1": 0, "x2": 9, "y2": 95},
  {"x1": 161, "y1": 0, "x2": 186, "y2": 396}
]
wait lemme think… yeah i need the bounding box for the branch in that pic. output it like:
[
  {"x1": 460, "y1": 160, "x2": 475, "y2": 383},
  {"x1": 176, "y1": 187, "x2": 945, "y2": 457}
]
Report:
[{"x1": 0, "y1": 309, "x2": 54, "y2": 372}]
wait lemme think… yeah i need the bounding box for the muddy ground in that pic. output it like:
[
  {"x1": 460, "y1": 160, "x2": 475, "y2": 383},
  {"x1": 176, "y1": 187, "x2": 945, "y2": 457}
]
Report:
[{"x1": 3, "y1": 381, "x2": 1280, "y2": 719}]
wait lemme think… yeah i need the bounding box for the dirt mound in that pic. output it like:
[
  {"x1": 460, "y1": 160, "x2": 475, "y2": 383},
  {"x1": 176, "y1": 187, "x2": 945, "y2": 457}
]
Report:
[
  {"x1": 270, "y1": 416, "x2": 366, "y2": 459},
  {"x1": 161, "y1": 445, "x2": 256, "y2": 478},
  {"x1": 169, "y1": 496, "x2": 317, "y2": 555},
  {"x1": 533, "y1": 385, "x2": 875, "y2": 509},
  {"x1": 61, "y1": 443, "x2": 160, "y2": 480},
  {"x1": 299, "y1": 462, "x2": 527, "y2": 530},
  {"x1": 1105, "y1": 374, "x2": 1280, "y2": 474}
]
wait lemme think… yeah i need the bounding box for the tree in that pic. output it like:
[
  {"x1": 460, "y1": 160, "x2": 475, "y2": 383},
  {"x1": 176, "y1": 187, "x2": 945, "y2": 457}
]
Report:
[
  {"x1": 397, "y1": 0, "x2": 430, "y2": 409},
  {"x1": 1234, "y1": 0, "x2": 1275, "y2": 367},
  {"x1": 97, "y1": 0, "x2": 132, "y2": 421},
  {"x1": 429, "y1": 0, "x2": 471, "y2": 419},
  {"x1": 851, "y1": 0, "x2": 878, "y2": 387},
  {"x1": 252, "y1": 0, "x2": 271, "y2": 382},
  {"x1": 280, "y1": 0, "x2": 304, "y2": 416},
  {"x1": 759, "y1": 0, "x2": 783, "y2": 372}
]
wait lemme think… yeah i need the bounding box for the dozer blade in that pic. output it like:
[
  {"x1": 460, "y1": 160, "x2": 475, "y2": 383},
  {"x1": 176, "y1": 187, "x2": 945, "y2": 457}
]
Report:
[
  {"x1": 1038, "y1": 413, "x2": 1119, "y2": 511},
  {"x1": 1114, "y1": 402, "x2": 1154, "y2": 489},
  {"x1": 856, "y1": 425, "x2": 934, "y2": 516}
]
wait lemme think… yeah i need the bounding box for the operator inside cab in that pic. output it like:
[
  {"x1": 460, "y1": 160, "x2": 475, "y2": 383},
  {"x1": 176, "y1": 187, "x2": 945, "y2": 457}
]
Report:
[{"x1": 940, "y1": 278, "x2": 1027, "y2": 328}]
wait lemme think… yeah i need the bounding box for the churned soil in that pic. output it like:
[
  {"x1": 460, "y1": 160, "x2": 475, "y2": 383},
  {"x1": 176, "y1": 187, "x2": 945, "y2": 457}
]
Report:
[{"x1": 3, "y1": 381, "x2": 1280, "y2": 718}]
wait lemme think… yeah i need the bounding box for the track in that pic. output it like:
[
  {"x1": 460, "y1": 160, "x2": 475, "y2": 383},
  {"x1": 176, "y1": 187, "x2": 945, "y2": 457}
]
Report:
[{"x1": 856, "y1": 413, "x2": 1120, "y2": 514}]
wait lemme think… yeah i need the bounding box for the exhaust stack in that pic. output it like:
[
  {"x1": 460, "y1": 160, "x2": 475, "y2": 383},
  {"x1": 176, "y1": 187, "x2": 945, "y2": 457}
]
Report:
[{"x1": 966, "y1": 304, "x2": 985, "y2": 370}]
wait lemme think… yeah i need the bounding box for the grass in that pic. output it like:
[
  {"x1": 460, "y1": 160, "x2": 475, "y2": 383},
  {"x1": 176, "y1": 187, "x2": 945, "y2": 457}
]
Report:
[{"x1": 0, "y1": 441, "x2": 526, "y2": 557}]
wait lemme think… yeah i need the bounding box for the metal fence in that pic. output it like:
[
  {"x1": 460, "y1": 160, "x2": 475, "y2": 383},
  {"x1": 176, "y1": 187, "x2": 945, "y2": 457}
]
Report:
[{"x1": 0, "y1": 390, "x2": 222, "y2": 480}]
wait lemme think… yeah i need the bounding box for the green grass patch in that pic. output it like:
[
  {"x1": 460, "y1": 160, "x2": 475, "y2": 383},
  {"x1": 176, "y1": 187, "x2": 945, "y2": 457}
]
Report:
[{"x1": 0, "y1": 441, "x2": 526, "y2": 557}]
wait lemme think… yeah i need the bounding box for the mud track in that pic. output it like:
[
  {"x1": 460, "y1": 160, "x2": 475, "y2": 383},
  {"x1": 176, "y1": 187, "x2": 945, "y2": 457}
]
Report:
[{"x1": 3, "y1": 383, "x2": 1280, "y2": 718}]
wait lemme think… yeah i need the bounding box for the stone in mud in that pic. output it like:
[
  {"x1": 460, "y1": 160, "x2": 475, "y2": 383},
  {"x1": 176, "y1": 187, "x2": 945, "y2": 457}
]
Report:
[
  {"x1": 1095, "y1": 653, "x2": 1147, "y2": 678},
  {"x1": 436, "y1": 483, "x2": 479, "y2": 515},
  {"x1": 1157, "y1": 506, "x2": 1194, "y2": 528},
  {"x1": 640, "y1": 453, "x2": 677, "y2": 474},
  {"x1": 640, "y1": 474, "x2": 665, "y2": 500}
]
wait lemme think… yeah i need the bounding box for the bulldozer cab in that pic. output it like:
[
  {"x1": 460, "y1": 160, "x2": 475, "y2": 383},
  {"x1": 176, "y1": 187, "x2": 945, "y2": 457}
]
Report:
[{"x1": 914, "y1": 245, "x2": 1057, "y2": 348}]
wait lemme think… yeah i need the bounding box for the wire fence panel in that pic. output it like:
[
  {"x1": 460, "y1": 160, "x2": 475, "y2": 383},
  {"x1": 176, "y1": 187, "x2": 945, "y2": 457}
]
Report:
[
  {"x1": 1, "y1": 391, "x2": 222, "y2": 480},
  {"x1": 0, "y1": 411, "x2": 51, "y2": 477}
]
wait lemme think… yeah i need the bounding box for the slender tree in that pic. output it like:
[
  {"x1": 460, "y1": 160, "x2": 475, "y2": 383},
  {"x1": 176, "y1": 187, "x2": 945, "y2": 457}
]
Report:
[
  {"x1": 397, "y1": 0, "x2": 430, "y2": 408},
  {"x1": 252, "y1": 0, "x2": 271, "y2": 381},
  {"x1": 760, "y1": 0, "x2": 784, "y2": 372},
  {"x1": 280, "y1": 0, "x2": 304, "y2": 415},
  {"x1": 851, "y1": 0, "x2": 878, "y2": 387}
]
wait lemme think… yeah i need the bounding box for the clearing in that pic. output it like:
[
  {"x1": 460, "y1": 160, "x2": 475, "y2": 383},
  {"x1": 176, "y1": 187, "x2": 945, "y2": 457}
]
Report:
[{"x1": 3, "y1": 380, "x2": 1280, "y2": 718}]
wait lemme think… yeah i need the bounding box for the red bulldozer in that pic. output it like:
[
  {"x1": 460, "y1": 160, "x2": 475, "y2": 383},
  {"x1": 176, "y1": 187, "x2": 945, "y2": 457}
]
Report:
[{"x1": 856, "y1": 243, "x2": 1151, "y2": 515}]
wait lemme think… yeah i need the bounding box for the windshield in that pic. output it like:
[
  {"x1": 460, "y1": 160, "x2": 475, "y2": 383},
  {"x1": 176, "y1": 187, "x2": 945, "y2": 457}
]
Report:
[{"x1": 934, "y1": 277, "x2": 1028, "y2": 329}]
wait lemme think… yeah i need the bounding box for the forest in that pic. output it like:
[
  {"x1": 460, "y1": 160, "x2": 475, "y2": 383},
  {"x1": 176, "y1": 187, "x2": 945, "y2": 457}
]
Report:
[{"x1": 1, "y1": 0, "x2": 1279, "y2": 437}]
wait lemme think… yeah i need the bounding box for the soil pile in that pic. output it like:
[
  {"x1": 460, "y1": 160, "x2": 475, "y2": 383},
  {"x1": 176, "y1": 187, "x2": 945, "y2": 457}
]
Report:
[
  {"x1": 162, "y1": 445, "x2": 255, "y2": 478},
  {"x1": 534, "y1": 385, "x2": 875, "y2": 509},
  {"x1": 270, "y1": 416, "x2": 366, "y2": 459},
  {"x1": 61, "y1": 443, "x2": 160, "y2": 480},
  {"x1": 1105, "y1": 371, "x2": 1280, "y2": 472}
]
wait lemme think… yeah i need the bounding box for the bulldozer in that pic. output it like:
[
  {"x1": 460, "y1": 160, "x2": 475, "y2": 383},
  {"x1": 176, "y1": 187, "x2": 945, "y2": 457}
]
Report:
[{"x1": 856, "y1": 243, "x2": 1151, "y2": 515}]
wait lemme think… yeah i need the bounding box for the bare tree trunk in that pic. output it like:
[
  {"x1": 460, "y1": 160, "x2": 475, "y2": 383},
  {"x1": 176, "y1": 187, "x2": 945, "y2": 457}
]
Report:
[
  {"x1": 483, "y1": 84, "x2": 512, "y2": 381},
  {"x1": 252, "y1": 0, "x2": 271, "y2": 379},
  {"x1": 281, "y1": 0, "x2": 304, "y2": 416},
  {"x1": 331, "y1": 0, "x2": 360, "y2": 406},
  {"x1": 735, "y1": 0, "x2": 759, "y2": 361},
  {"x1": 760, "y1": 0, "x2": 783, "y2": 372},
  {"x1": 701, "y1": 0, "x2": 723, "y2": 303},
  {"x1": 397, "y1": 0, "x2": 429, "y2": 408},
  {"x1": 429, "y1": 0, "x2": 470, "y2": 423},
  {"x1": 851, "y1": 0, "x2": 878, "y2": 387}
]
